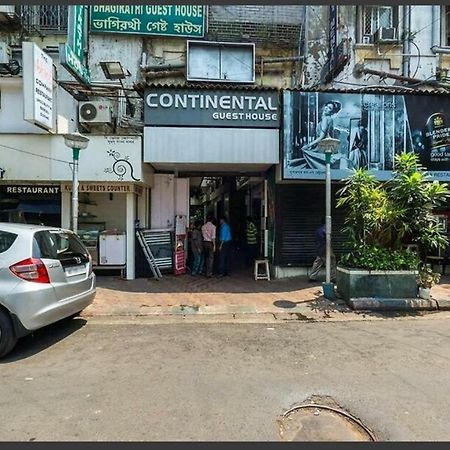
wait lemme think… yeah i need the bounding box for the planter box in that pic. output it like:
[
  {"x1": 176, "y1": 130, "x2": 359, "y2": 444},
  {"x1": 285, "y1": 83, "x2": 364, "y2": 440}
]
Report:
[{"x1": 337, "y1": 266, "x2": 418, "y2": 302}]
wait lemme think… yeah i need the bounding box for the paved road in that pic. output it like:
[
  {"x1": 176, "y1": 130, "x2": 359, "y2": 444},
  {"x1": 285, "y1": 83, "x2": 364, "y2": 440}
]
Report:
[{"x1": 1, "y1": 316, "x2": 450, "y2": 441}]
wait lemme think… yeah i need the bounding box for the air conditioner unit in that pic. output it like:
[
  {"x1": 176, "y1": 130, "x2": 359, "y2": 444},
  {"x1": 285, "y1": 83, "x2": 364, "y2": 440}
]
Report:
[
  {"x1": 79, "y1": 101, "x2": 112, "y2": 124},
  {"x1": 0, "y1": 5, "x2": 15, "y2": 15},
  {"x1": 0, "y1": 42, "x2": 11, "y2": 65},
  {"x1": 373, "y1": 27, "x2": 398, "y2": 44}
]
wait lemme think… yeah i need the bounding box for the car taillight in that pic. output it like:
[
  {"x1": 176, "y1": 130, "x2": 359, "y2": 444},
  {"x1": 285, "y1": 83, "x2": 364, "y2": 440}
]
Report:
[{"x1": 10, "y1": 258, "x2": 50, "y2": 284}]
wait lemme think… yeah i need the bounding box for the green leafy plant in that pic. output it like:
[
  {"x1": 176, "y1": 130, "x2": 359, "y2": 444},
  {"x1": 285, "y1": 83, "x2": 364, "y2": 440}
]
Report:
[
  {"x1": 340, "y1": 245, "x2": 420, "y2": 271},
  {"x1": 417, "y1": 264, "x2": 441, "y2": 289},
  {"x1": 337, "y1": 153, "x2": 449, "y2": 269}
]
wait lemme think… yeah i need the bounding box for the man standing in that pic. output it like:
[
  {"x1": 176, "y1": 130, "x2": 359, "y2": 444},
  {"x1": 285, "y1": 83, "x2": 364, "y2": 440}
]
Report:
[
  {"x1": 201, "y1": 214, "x2": 216, "y2": 278},
  {"x1": 245, "y1": 216, "x2": 258, "y2": 266},
  {"x1": 309, "y1": 219, "x2": 336, "y2": 282},
  {"x1": 218, "y1": 216, "x2": 232, "y2": 277},
  {"x1": 190, "y1": 220, "x2": 204, "y2": 276}
]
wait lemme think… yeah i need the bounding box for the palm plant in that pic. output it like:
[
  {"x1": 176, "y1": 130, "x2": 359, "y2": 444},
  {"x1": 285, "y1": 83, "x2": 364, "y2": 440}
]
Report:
[{"x1": 337, "y1": 153, "x2": 449, "y2": 270}]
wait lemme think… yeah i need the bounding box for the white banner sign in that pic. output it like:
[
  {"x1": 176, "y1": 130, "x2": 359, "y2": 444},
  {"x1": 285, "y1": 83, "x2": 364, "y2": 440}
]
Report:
[{"x1": 23, "y1": 42, "x2": 54, "y2": 131}]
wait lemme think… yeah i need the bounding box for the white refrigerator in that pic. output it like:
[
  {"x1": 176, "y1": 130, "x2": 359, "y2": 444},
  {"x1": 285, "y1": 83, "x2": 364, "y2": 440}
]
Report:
[{"x1": 99, "y1": 231, "x2": 126, "y2": 266}]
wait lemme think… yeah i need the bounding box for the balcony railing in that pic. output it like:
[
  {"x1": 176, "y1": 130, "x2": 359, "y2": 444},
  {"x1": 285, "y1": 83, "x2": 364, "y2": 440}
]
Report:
[{"x1": 20, "y1": 5, "x2": 68, "y2": 34}]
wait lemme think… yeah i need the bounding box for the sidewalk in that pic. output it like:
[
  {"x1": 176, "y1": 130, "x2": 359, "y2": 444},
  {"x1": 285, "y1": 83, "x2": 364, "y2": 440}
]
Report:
[{"x1": 82, "y1": 271, "x2": 450, "y2": 322}]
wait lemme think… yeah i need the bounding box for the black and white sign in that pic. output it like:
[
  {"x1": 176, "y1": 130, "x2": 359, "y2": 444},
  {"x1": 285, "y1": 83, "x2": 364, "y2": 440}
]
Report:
[
  {"x1": 23, "y1": 42, "x2": 54, "y2": 131},
  {"x1": 0, "y1": 184, "x2": 60, "y2": 196},
  {"x1": 144, "y1": 89, "x2": 279, "y2": 128},
  {"x1": 283, "y1": 91, "x2": 450, "y2": 181}
]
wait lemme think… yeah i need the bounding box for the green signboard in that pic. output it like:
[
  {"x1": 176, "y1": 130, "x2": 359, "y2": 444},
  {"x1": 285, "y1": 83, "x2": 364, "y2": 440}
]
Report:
[
  {"x1": 60, "y1": 5, "x2": 90, "y2": 86},
  {"x1": 69, "y1": 4, "x2": 87, "y2": 60},
  {"x1": 90, "y1": 5, "x2": 206, "y2": 38}
]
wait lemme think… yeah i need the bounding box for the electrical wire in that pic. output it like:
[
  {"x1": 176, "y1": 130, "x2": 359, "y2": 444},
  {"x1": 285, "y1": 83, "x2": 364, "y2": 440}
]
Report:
[
  {"x1": 337, "y1": 6, "x2": 450, "y2": 87},
  {"x1": 0, "y1": 143, "x2": 72, "y2": 165},
  {"x1": 410, "y1": 39, "x2": 422, "y2": 79}
]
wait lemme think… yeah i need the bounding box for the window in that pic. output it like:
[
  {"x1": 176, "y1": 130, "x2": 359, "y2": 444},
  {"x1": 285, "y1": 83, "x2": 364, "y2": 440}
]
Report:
[
  {"x1": 363, "y1": 6, "x2": 394, "y2": 35},
  {"x1": 20, "y1": 5, "x2": 68, "y2": 34},
  {"x1": 445, "y1": 6, "x2": 450, "y2": 46},
  {"x1": 33, "y1": 231, "x2": 89, "y2": 267},
  {"x1": 0, "y1": 231, "x2": 17, "y2": 254},
  {"x1": 359, "y1": 5, "x2": 399, "y2": 43},
  {"x1": 187, "y1": 41, "x2": 255, "y2": 83}
]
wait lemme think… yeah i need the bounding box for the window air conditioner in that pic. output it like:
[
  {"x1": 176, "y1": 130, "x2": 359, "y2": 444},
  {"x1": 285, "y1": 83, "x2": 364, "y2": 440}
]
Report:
[
  {"x1": 373, "y1": 27, "x2": 398, "y2": 44},
  {"x1": 0, "y1": 42, "x2": 11, "y2": 65},
  {"x1": 78, "y1": 101, "x2": 112, "y2": 124},
  {"x1": 0, "y1": 5, "x2": 15, "y2": 15}
]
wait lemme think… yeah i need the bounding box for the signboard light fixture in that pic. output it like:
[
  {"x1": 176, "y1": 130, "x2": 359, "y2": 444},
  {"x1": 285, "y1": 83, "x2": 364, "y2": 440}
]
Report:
[{"x1": 100, "y1": 61, "x2": 127, "y2": 80}]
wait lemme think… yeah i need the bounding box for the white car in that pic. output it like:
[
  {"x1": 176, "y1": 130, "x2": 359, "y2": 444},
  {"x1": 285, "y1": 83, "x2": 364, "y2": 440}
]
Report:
[{"x1": 0, "y1": 223, "x2": 96, "y2": 357}]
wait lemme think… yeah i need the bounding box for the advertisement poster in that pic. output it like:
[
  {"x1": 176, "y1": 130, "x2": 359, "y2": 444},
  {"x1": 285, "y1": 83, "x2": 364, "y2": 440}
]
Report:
[{"x1": 283, "y1": 91, "x2": 450, "y2": 181}]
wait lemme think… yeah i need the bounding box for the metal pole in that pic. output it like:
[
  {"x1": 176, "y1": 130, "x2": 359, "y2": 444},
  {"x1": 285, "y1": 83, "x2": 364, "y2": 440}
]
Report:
[
  {"x1": 325, "y1": 151, "x2": 332, "y2": 284},
  {"x1": 72, "y1": 147, "x2": 80, "y2": 234}
]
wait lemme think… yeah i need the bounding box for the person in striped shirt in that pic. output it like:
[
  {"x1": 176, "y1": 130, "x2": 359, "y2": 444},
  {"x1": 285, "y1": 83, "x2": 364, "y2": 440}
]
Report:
[
  {"x1": 201, "y1": 214, "x2": 216, "y2": 278},
  {"x1": 246, "y1": 216, "x2": 258, "y2": 266}
]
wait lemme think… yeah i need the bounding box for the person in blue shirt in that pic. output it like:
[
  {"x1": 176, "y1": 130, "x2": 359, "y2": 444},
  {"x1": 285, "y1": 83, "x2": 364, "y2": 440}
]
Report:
[{"x1": 218, "y1": 216, "x2": 232, "y2": 277}]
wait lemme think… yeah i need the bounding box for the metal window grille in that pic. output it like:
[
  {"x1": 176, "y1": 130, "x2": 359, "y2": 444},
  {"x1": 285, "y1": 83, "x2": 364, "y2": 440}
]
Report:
[
  {"x1": 20, "y1": 5, "x2": 68, "y2": 34},
  {"x1": 447, "y1": 6, "x2": 450, "y2": 46},
  {"x1": 363, "y1": 6, "x2": 393, "y2": 35}
]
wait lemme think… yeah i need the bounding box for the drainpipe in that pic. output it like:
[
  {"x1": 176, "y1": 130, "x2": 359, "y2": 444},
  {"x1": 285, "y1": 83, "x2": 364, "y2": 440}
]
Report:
[
  {"x1": 432, "y1": 46, "x2": 450, "y2": 54},
  {"x1": 402, "y1": 5, "x2": 411, "y2": 78},
  {"x1": 141, "y1": 62, "x2": 185, "y2": 72},
  {"x1": 431, "y1": 6, "x2": 440, "y2": 48}
]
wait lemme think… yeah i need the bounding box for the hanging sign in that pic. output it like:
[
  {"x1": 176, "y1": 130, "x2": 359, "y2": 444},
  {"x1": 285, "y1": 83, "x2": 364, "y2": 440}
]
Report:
[{"x1": 22, "y1": 42, "x2": 54, "y2": 131}]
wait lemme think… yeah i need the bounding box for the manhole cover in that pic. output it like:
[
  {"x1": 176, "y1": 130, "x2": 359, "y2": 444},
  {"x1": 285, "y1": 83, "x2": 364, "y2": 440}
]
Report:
[{"x1": 279, "y1": 400, "x2": 376, "y2": 442}]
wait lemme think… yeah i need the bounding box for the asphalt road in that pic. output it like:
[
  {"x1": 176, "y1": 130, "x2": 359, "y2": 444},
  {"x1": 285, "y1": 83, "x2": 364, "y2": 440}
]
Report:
[{"x1": 1, "y1": 316, "x2": 450, "y2": 441}]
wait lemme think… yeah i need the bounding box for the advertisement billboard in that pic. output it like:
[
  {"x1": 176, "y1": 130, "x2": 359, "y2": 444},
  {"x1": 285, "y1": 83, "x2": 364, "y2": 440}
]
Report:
[{"x1": 283, "y1": 91, "x2": 450, "y2": 181}]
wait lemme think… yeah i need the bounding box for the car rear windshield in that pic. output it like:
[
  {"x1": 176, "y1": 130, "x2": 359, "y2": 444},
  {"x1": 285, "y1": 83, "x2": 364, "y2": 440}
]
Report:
[
  {"x1": 33, "y1": 231, "x2": 89, "y2": 266},
  {"x1": 0, "y1": 231, "x2": 18, "y2": 253}
]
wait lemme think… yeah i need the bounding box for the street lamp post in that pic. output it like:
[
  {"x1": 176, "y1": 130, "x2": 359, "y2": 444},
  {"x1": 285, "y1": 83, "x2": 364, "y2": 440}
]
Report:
[
  {"x1": 317, "y1": 136, "x2": 340, "y2": 299},
  {"x1": 64, "y1": 133, "x2": 90, "y2": 234}
]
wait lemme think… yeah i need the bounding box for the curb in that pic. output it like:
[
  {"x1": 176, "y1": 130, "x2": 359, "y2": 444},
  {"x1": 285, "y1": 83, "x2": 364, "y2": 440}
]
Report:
[{"x1": 348, "y1": 297, "x2": 439, "y2": 311}]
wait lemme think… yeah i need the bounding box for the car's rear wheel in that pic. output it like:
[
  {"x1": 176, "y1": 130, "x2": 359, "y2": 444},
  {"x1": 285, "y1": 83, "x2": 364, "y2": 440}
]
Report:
[{"x1": 0, "y1": 309, "x2": 18, "y2": 358}]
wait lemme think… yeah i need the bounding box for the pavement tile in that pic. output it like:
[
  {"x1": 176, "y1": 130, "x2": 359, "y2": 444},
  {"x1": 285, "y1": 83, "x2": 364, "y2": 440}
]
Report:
[{"x1": 81, "y1": 272, "x2": 450, "y2": 322}]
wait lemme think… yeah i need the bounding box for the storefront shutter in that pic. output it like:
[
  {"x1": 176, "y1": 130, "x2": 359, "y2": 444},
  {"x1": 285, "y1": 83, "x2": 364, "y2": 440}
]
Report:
[{"x1": 275, "y1": 184, "x2": 350, "y2": 266}]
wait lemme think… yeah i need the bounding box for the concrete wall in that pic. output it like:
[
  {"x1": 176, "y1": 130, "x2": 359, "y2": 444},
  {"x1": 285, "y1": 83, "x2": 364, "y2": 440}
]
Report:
[
  {"x1": 0, "y1": 43, "x2": 78, "y2": 135},
  {"x1": 0, "y1": 134, "x2": 147, "y2": 183},
  {"x1": 304, "y1": 5, "x2": 443, "y2": 89},
  {"x1": 144, "y1": 128, "x2": 280, "y2": 164}
]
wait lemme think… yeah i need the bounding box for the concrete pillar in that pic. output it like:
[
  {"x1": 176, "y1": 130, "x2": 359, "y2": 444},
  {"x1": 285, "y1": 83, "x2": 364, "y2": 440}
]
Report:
[
  {"x1": 61, "y1": 191, "x2": 71, "y2": 229},
  {"x1": 138, "y1": 187, "x2": 148, "y2": 228},
  {"x1": 126, "y1": 192, "x2": 136, "y2": 280}
]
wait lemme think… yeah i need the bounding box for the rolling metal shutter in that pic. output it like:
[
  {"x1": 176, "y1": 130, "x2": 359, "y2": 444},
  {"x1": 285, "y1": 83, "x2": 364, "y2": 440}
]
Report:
[{"x1": 274, "y1": 184, "x2": 350, "y2": 266}]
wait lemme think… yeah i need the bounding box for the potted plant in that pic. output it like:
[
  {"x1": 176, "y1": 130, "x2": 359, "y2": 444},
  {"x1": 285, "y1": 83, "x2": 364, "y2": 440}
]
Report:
[
  {"x1": 336, "y1": 153, "x2": 449, "y2": 306},
  {"x1": 417, "y1": 264, "x2": 441, "y2": 300}
]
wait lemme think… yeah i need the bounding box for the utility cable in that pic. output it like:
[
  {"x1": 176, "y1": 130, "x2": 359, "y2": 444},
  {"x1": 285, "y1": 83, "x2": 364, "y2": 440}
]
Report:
[{"x1": 0, "y1": 143, "x2": 72, "y2": 165}]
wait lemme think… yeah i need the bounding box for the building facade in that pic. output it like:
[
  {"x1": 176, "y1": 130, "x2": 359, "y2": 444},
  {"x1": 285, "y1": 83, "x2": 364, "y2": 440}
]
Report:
[{"x1": 1, "y1": 5, "x2": 450, "y2": 279}]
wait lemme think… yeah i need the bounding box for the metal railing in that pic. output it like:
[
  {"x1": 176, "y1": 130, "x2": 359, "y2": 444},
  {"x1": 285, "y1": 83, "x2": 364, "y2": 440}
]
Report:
[{"x1": 20, "y1": 5, "x2": 68, "y2": 34}]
